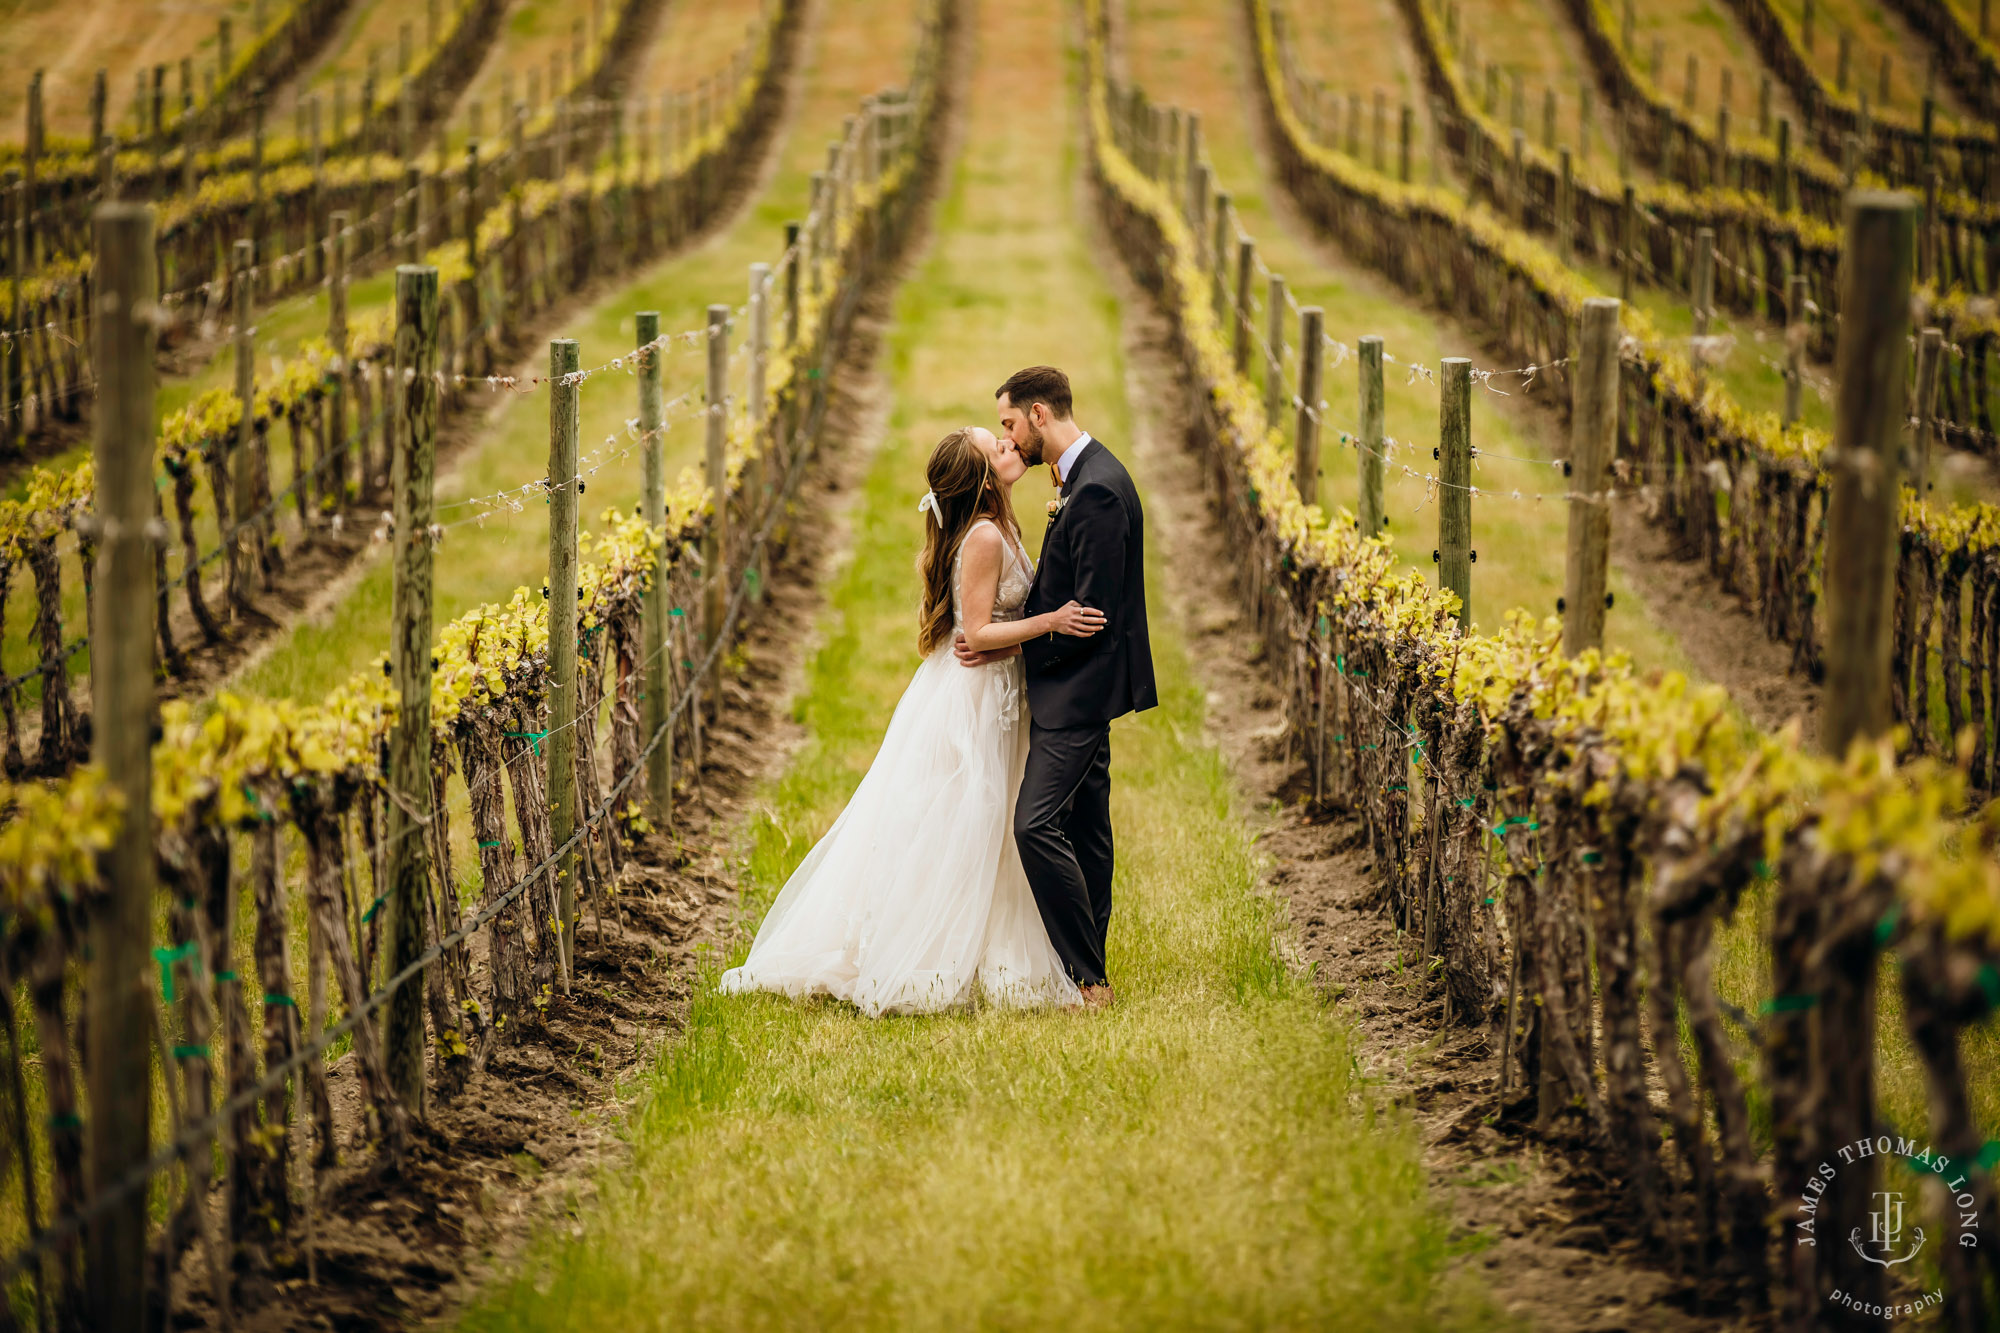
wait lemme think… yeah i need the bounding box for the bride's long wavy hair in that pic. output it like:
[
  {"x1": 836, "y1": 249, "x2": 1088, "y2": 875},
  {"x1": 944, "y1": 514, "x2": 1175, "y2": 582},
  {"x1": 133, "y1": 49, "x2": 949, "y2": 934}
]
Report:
[{"x1": 917, "y1": 428, "x2": 1019, "y2": 656}]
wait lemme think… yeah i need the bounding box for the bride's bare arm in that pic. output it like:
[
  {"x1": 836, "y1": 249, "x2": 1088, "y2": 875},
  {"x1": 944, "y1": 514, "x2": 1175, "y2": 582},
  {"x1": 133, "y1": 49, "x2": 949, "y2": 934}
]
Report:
[{"x1": 957, "y1": 523, "x2": 1106, "y2": 653}]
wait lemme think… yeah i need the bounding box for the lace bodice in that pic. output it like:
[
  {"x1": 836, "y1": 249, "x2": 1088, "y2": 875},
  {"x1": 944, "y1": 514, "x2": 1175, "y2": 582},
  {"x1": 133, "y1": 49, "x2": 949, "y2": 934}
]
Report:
[{"x1": 951, "y1": 518, "x2": 1034, "y2": 629}]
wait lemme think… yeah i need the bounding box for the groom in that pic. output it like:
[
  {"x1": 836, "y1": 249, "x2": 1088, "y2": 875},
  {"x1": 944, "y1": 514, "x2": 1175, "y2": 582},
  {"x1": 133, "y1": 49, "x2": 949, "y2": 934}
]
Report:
[{"x1": 955, "y1": 365, "x2": 1157, "y2": 1008}]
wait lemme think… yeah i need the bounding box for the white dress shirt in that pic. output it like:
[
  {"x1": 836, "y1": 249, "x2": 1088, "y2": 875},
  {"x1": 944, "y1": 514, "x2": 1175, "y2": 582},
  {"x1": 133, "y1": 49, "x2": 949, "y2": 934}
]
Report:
[{"x1": 1052, "y1": 431, "x2": 1094, "y2": 487}]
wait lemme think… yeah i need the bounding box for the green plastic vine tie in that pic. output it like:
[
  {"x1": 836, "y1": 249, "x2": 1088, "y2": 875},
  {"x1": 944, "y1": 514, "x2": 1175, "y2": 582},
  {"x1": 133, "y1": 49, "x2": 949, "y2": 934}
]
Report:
[
  {"x1": 263, "y1": 993, "x2": 296, "y2": 1008},
  {"x1": 1873, "y1": 903, "x2": 1903, "y2": 947},
  {"x1": 361, "y1": 892, "x2": 388, "y2": 925},
  {"x1": 45, "y1": 1112, "x2": 81, "y2": 1131},
  {"x1": 1979, "y1": 963, "x2": 2000, "y2": 1011},
  {"x1": 504, "y1": 728, "x2": 549, "y2": 756},
  {"x1": 1762, "y1": 993, "x2": 1820, "y2": 1014},
  {"x1": 1492, "y1": 816, "x2": 1539, "y2": 837},
  {"x1": 172, "y1": 1044, "x2": 210, "y2": 1061},
  {"x1": 151, "y1": 941, "x2": 199, "y2": 1002},
  {"x1": 478, "y1": 839, "x2": 504, "y2": 848}
]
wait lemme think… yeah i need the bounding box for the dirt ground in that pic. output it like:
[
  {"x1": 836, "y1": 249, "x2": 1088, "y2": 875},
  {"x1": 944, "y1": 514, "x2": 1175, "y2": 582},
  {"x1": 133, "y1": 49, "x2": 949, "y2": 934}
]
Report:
[{"x1": 1108, "y1": 225, "x2": 1761, "y2": 1330}]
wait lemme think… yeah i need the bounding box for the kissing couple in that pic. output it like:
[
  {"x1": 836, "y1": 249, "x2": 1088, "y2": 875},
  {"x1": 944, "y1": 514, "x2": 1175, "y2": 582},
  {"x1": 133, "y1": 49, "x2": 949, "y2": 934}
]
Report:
[{"x1": 721, "y1": 365, "x2": 1157, "y2": 1015}]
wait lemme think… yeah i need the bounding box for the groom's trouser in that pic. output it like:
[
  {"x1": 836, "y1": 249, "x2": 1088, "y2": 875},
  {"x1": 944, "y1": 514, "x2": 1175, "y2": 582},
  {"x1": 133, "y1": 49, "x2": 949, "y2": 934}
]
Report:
[{"x1": 1016, "y1": 721, "x2": 1114, "y2": 987}]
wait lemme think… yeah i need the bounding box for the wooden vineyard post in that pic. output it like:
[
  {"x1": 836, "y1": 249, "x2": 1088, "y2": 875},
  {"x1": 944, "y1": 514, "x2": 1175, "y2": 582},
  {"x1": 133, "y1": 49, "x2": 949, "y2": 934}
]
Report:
[
  {"x1": 1510, "y1": 128, "x2": 1526, "y2": 228},
  {"x1": 1558, "y1": 147, "x2": 1573, "y2": 263},
  {"x1": 1775, "y1": 117, "x2": 1792, "y2": 214},
  {"x1": 784, "y1": 222, "x2": 802, "y2": 350},
  {"x1": 637, "y1": 311, "x2": 670, "y2": 829},
  {"x1": 1822, "y1": 193, "x2": 1915, "y2": 759},
  {"x1": 1563, "y1": 298, "x2": 1620, "y2": 656},
  {"x1": 1232, "y1": 239, "x2": 1254, "y2": 375},
  {"x1": 1784, "y1": 273, "x2": 1808, "y2": 427},
  {"x1": 1438, "y1": 358, "x2": 1472, "y2": 629},
  {"x1": 1692, "y1": 227, "x2": 1715, "y2": 337},
  {"x1": 464, "y1": 142, "x2": 483, "y2": 374},
  {"x1": 231, "y1": 238, "x2": 255, "y2": 616},
  {"x1": 310, "y1": 96, "x2": 324, "y2": 283},
  {"x1": 1294, "y1": 307, "x2": 1324, "y2": 506},
  {"x1": 1358, "y1": 335, "x2": 1385, "y2": 539},
  {"x1": 1619, "y1": 184, "x2": 1635, "y2": 302},
  {"x1": 1264, "y1": 273, "x2": 1288, "y2": 432},
  {"x1": 748, "y1": 263, "x2": 771, "y2": 503},
  {"x1": 1912, "y1": 326, "x2": 1943, "y2": 495},
  {"x1": 1183, "y1": 112, "x2": 1203, "y2": 225},
  {"x1": 807, "y1": 173, "x2": 825, "y2": 300},
  {"x1": 702, "y1": 304, "x2": 730, "y2": 719},
  {"x1": 1210, "y1": 190, "x2": 1231, "y2": 327},
  {"x1": 85, "y1": 201, "x2": 156, "y2": 1333},
  {"x1": 1430, "y1": 96, "x2": 1445, "y2": 185},
  {"x1": 1922, "y1": 168, "x2": 1941, "y2": 285},
  {"x1": 328, "y1": 210, "x2": 350, "y2": 502},
  {"x1": 547, "y1": 337, "x2": 581, "y2": 990},
  {"x1": 385, "y1": 265, "x2": 439, "y2": 1118}
]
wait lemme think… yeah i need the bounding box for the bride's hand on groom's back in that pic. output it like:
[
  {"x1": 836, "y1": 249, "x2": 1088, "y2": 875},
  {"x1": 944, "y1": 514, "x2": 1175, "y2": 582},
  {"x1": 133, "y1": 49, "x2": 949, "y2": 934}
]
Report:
[{"x1": 1048, "y1": 600, "x2": 1106, "y2": 638}]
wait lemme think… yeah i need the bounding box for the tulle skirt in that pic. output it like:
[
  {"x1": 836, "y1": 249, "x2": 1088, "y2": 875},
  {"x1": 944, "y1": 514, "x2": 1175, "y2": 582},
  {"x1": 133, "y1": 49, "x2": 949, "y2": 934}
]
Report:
[{"x1": 719, "y1": 645, "x2": 1083, "y2": 1017}]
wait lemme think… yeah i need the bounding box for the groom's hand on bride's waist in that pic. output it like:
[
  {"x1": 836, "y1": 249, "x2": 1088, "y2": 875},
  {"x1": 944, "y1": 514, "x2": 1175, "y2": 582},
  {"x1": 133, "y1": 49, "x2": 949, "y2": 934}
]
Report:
[{"x1": 952, "y1": 633, "x2": 1020, "y2": 668}]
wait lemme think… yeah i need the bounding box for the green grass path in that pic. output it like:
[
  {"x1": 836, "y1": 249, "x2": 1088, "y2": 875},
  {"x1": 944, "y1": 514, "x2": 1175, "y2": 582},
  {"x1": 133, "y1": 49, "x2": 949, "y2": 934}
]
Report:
[{"x1": 459, "y1": 0, "x2": 1490, "y2": 1325}]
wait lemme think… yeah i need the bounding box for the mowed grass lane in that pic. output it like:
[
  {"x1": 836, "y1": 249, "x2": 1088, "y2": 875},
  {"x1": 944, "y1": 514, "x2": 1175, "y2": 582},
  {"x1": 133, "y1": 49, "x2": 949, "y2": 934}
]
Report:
[{"x1": 456, "y1": 0, "x2": 1492, "y2": 1326}]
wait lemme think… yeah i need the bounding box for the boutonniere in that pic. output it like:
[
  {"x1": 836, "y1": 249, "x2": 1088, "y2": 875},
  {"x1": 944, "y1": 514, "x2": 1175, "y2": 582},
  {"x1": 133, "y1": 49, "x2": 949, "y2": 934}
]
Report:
[{"x1": 1045, "y1": 495, "x2": 1067, "y2": 519}]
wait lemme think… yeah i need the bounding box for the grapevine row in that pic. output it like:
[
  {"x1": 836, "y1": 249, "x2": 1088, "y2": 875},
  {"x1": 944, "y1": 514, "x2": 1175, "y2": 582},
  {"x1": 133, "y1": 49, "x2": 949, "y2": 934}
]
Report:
[
  {"x1": 0, "y1": 0, "x2": 805, "y2": 778},
  {"x1": 0, "y1": 2, "x2": 954, "y2": 1321},
  {"x1": 1092, "y1": 4, "x2": 1999, "y2": 1322}
]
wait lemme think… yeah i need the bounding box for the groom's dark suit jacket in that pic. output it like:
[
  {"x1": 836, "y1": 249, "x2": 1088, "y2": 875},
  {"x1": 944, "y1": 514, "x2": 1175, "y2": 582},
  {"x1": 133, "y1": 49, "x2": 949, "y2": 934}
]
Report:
[{"x1": 1021, "y1": 436, "x2": 1158, "y2": 729}]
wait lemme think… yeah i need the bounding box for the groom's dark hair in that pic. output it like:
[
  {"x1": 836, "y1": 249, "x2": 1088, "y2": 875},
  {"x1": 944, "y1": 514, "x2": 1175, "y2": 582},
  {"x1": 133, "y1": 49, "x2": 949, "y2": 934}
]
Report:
[{"x1": 995, "y1": 365, "x2": 1073, "y2": 420}]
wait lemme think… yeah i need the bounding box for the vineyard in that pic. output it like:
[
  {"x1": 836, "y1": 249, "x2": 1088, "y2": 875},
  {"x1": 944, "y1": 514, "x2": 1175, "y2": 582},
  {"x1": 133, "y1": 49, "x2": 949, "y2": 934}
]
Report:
[{"x1": 0, "y1": 0, "x2": 1997, "y2": 1325}]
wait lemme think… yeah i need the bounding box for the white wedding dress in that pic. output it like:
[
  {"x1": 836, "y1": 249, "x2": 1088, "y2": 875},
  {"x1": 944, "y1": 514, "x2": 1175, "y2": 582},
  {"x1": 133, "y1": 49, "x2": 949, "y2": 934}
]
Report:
[{"x1": 719, "y1": 519, "x2": 1084, "y2": 1016}]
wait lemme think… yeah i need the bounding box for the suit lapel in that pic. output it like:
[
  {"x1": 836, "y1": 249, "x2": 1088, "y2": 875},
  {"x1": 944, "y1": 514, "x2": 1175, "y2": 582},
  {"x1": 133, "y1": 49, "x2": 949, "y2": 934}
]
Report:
[{"x1": 1038, "y1": 439, "x2": 1102, "y2": 583}]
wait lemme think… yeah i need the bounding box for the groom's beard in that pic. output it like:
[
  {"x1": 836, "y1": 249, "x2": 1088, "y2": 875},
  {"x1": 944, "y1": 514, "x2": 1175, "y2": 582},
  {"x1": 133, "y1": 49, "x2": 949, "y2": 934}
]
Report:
[{"x1": 1018, "y1": 420, "x2": 1048, "y2": 467}]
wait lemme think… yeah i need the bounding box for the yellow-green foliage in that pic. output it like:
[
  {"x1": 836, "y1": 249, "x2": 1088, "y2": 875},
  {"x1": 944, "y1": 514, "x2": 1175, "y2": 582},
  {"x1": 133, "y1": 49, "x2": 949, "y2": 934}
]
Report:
[
  {"x1": 0, "y1": 465, "x2": 95, "y2": 565},
  {"x1": 0, "y1": 768, "x2": 121, "y2": 907},
  {"x1": 1252, "y1": 0, "x2": 1995, "y2": 562},
  {"x1": 1095, "y1": 0, "x2": 2000, "y2": 947},
  {"x1": 151, "y1": 505, "x2": 664, "y2": 827}
]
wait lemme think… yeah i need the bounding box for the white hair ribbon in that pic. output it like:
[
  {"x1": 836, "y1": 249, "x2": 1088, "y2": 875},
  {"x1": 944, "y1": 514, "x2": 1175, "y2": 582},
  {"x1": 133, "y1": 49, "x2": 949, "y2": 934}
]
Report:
[{"x1": 917, "y1": 491, "x2": 943, "y2": 527}]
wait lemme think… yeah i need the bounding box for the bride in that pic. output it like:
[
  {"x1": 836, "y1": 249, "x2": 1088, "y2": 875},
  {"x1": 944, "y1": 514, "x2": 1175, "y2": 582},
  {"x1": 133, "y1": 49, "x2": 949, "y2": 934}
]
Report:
[{"x1": 719, "y1": 425, "x2": 1105, "y2": 1016}]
